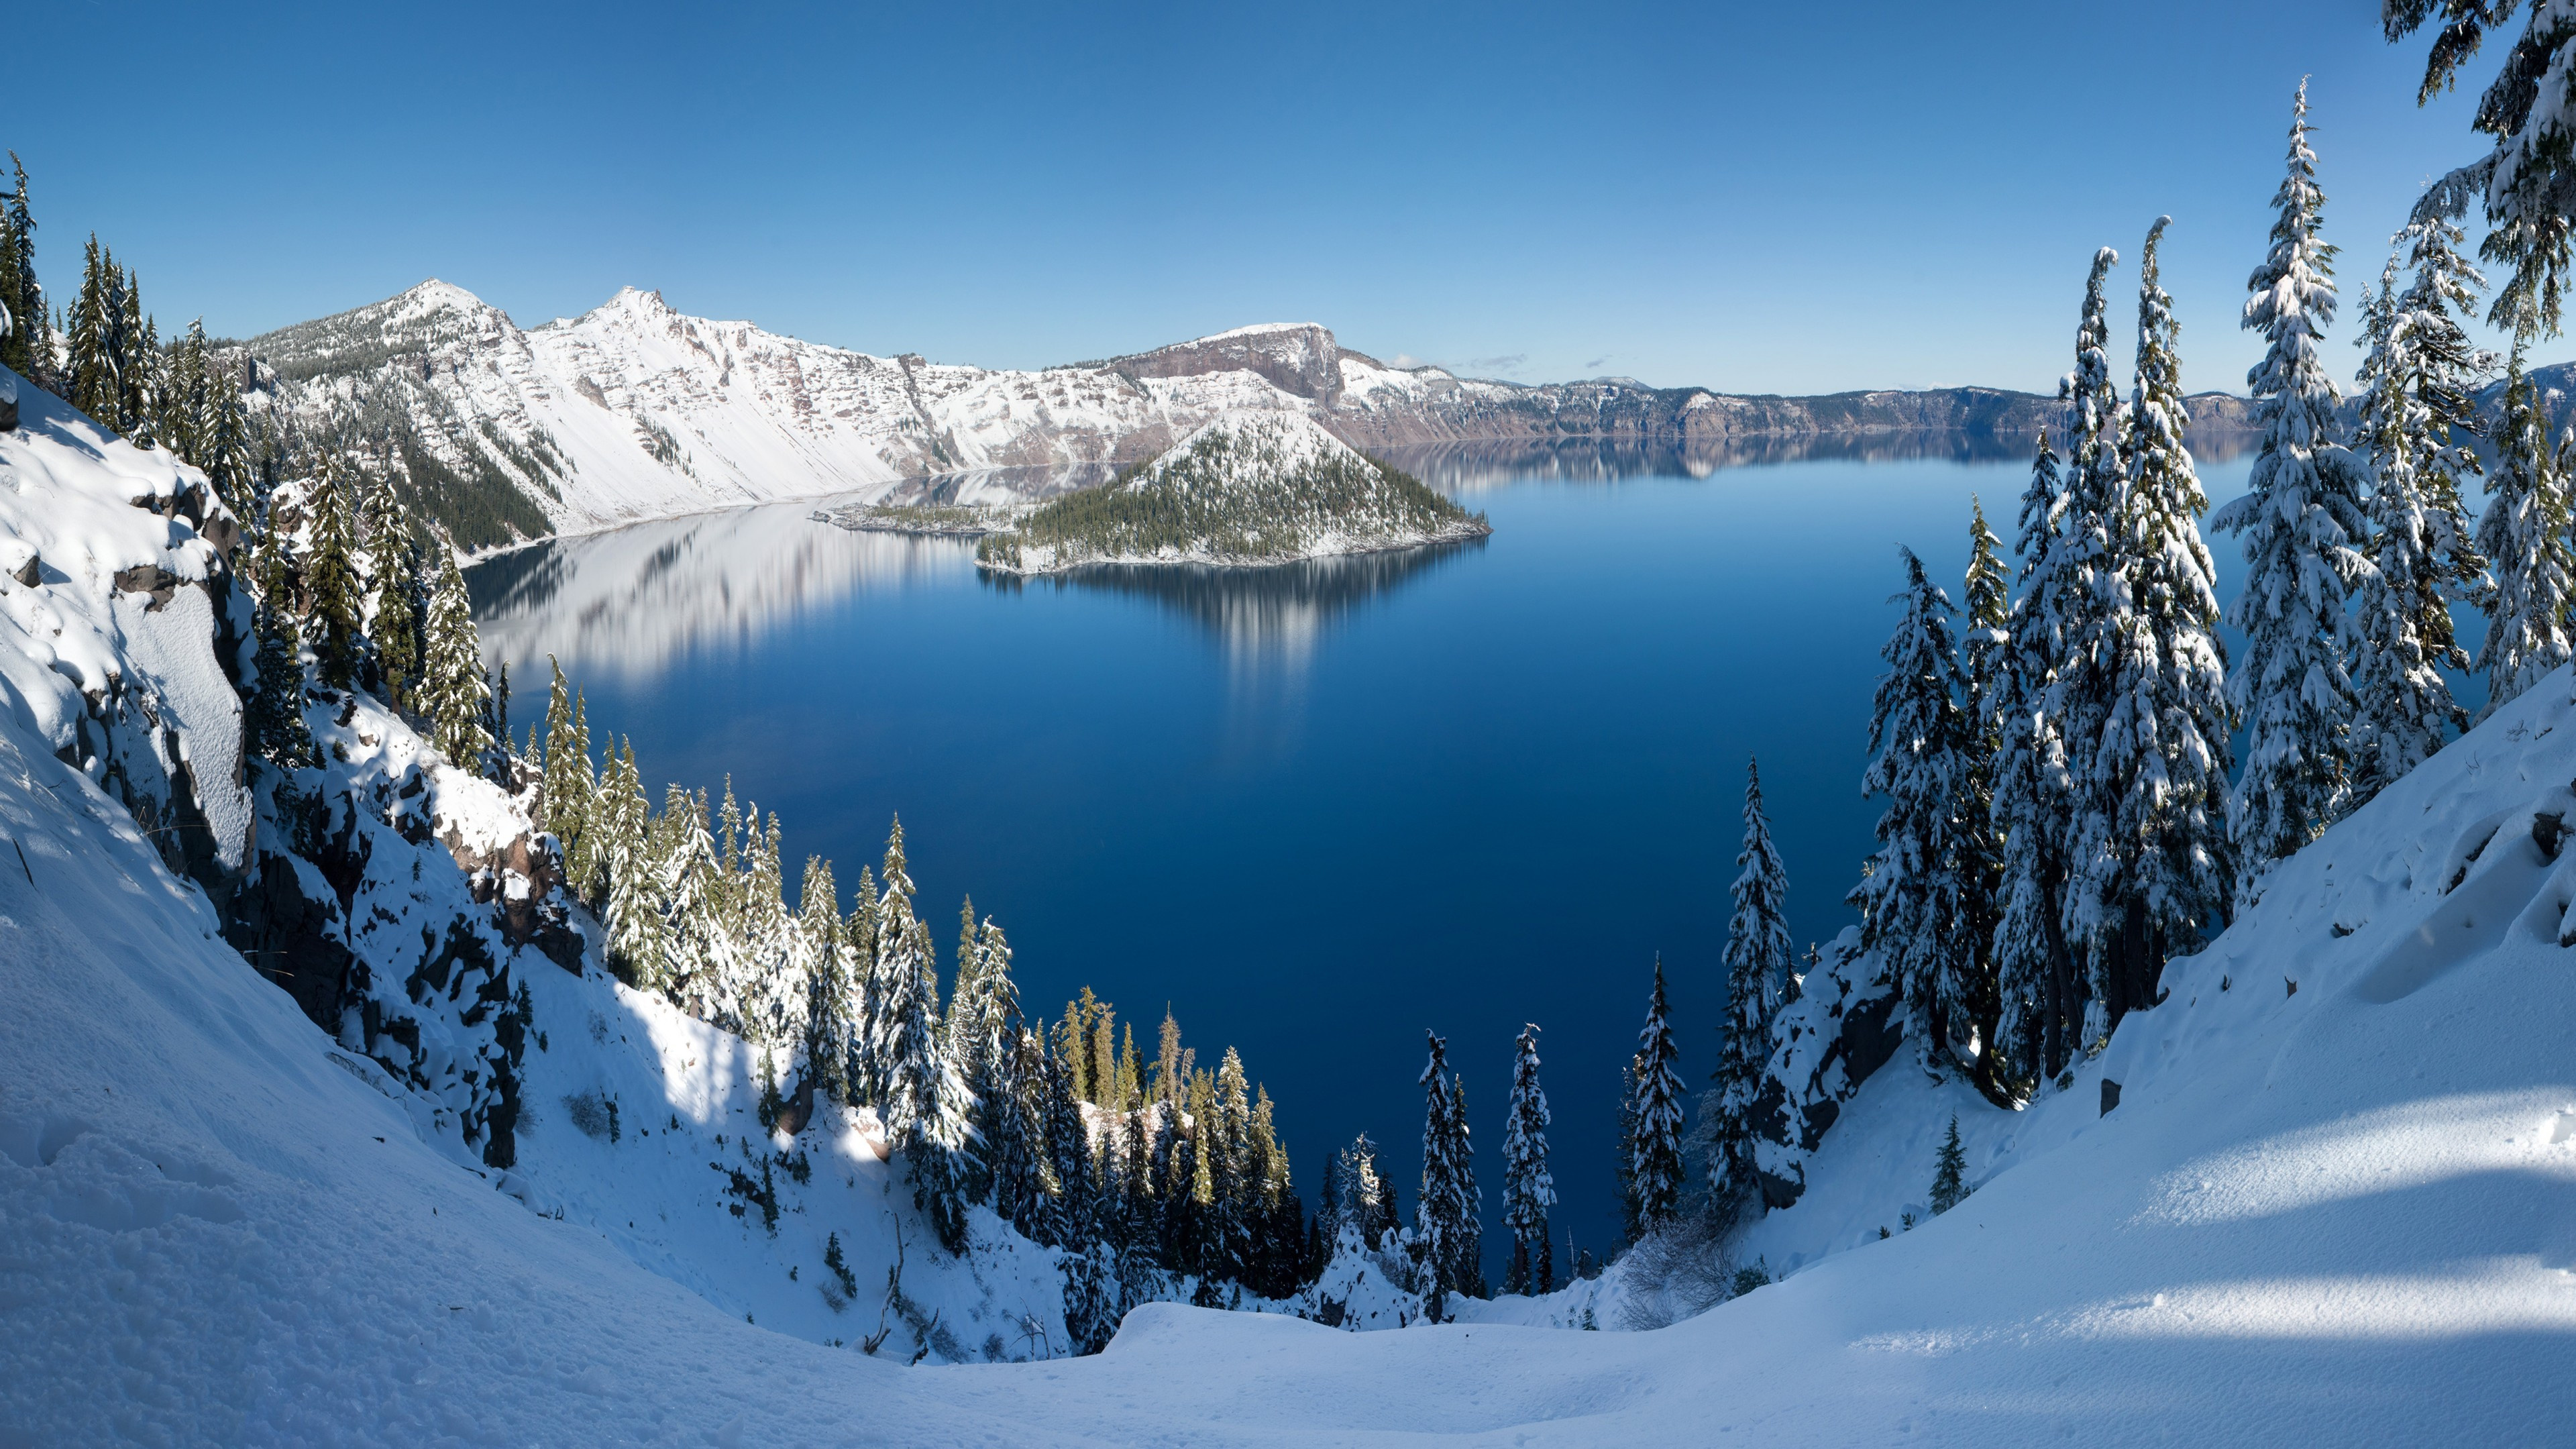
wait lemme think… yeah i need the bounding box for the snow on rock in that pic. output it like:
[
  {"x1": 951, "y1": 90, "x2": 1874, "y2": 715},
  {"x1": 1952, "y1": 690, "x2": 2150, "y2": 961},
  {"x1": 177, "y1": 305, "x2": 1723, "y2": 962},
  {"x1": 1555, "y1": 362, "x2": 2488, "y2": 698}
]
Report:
[{"x1": 976, "y1": 410, "x2": 1491, "y2": 574}]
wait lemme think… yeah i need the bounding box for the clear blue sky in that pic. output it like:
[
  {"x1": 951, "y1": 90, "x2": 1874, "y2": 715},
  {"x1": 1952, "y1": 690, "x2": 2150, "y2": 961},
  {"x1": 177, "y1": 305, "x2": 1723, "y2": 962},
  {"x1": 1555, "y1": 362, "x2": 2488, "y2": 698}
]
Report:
[{"x1": 7, "y1": 1, "x2": 2518, "y2": 394}]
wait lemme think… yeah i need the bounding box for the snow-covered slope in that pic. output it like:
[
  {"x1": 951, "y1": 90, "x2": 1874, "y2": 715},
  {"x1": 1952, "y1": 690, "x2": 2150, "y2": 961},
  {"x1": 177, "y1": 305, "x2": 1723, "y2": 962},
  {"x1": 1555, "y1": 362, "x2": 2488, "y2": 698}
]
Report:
[{"x1": 976, "y1": 411, "x2": 1489, "y2": 574}]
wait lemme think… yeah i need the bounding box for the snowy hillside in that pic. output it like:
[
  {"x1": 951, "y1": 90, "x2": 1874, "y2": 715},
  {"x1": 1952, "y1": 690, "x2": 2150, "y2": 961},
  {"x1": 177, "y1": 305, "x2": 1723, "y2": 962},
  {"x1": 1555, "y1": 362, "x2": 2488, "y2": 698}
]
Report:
[
  {"x1": 235, "y1": 282, "x2": 2249, "y2": 551},
  {"x1": 975, "y1": 411, "x2": 1489, "y2": 574}
]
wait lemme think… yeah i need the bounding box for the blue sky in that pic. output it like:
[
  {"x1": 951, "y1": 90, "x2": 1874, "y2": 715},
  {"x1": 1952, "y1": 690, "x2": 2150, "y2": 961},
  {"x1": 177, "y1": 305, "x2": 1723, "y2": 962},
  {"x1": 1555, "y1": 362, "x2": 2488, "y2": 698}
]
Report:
[{"x1": 7, "y1": 1, "x2": 2520, "y2": 394}]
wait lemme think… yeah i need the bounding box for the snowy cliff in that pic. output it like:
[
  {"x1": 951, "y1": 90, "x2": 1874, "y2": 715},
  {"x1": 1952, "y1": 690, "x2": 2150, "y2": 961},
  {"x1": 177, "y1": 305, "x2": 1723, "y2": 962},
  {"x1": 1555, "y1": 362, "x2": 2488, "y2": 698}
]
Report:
[{"x1": 235, "y1": 282, "x2": 2255, "y2": 549}]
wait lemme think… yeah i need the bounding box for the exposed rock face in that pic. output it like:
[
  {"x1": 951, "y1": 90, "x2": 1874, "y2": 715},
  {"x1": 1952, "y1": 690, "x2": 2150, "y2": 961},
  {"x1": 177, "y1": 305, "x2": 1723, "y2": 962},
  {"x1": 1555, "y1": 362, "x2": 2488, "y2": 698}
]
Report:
[
  {"x1": 1749, "y1": 928, "x2": 1906, "y2": 1211},
  {"x1": 1110, "y1": 323, "x2": 1346, "y2": 405}
]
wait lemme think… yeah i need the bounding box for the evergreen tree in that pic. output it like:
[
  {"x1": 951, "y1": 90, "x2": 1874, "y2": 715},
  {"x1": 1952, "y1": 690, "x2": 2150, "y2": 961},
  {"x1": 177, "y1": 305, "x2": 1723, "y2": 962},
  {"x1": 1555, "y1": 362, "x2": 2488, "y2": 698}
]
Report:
[
  {"x1": 1625, "y1": 961, "x2": 1685, "y2": 1235},
  {"x1": 1041, "y1": 1038, "x2": 1093, "y2": 1250},
  {"x1": 65, "y1": 237, "x2": 117, "y2": 427},
  {"x1": 798, "y1": 857, "x2": 853, "y2": 1104},
  {"x1": 662, "y1": 789, "x2": 728, "y2": 1023},
  {"x1": 245, "y1": 597, "x2": 312, "y2": 769},
  {"x1": 0, "y1": 154, "x2": 42, "y2": 386},
  {"x1": 304, "y1": 458, "x2": 364, "y2": 691},
  {"x1": 600, "y1": 741, "x2": 659, "y2": 984},
  {"x1": 1953, "y1": 498, "x2": 2009, "y2": 1075},
  {"x1": 1412, "y1": 1030, "x2": 1479, "y2": 1318},
  {"x1": 2476, "y1": 347, "x2": 2573, "y2": 716},
  {"x1": 1991, "y1": 431, "x2": 2084, "y2": 1089},
  {"x1": 537, "y1": 660, "x2": 592, "y2": 868},
  {"x1": 2072, "y1": 215, "x2": 2234, "y2": 1033},
  {"x1": 162, "y1": 317, "x2": 209, "y2": 465},
  {"x1": 1851, "y1": 549, "x2": 1976, "y2": 1067},
  {"x1": 1712, "y1": 759, "x2": 1790, "y2": 1211},
  {"x1": 1212, "y1": 1046, "x2": 1254, "y2": 1279},
  {"x1": 1501, "y1": 1023, "x2": 1554, "y2": 1297},
  {"x1": 363, "y1": 476, "x2": 423, "y2": 710},
  {"x1": 420, "y1": 546, "x2": 493, "y2": 767},
  {"x1": 203, "y1": 380, "x2": 255, "y2": 523},
  {"x1": 116, "y1": 271, "x2": 152, "y2": 441},
  {"x1": 868, "y1": 819, "x2": 969, "y2": 1252},
  {"x1": 2214, "y1": 80, "x2": 2372, "y2": 897},
  {"x1": 1001, "y1": 1028, "x2": 1053, "y2": 1243},
  {"x1": 1929, "y1": 1114, "x2": 1969, "y2": 1216}
]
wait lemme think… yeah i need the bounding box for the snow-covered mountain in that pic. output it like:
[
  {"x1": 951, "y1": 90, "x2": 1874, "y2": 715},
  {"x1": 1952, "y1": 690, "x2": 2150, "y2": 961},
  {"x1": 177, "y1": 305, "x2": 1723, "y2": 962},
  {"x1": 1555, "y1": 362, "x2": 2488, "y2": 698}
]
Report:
[
  {"x1": 235, "y1": 281, "x2": 2258, "y2": 551},
  {"x1": 975, "y1": 411, "x2": 1489, "y2": 574}
]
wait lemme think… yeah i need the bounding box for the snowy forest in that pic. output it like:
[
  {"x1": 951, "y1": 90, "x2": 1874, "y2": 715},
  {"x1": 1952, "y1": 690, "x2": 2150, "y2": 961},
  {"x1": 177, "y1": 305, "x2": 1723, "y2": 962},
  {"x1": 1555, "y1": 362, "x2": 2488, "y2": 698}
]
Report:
[{"x1": 3, "y1": 1, "x2": 2574, "y2": 1354}]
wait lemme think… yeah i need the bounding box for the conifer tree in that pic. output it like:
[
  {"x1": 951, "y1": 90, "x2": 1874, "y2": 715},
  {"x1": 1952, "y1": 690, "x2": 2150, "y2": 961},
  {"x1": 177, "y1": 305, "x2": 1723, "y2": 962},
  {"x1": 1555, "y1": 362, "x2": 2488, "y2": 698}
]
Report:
[
  {"x1": 798, "y1": 857, "x2": 853, "y2": 1104},
  {"x1": 537, "y1": 660, "x2": 592, "y2": 867},
  {"x1": 1713, "y1": 759, "x2": 1790, "y2": 1210},
  {"x1": 364, "y1": 478, "x2": 423, "y2": 710},
  {"x1": 1954, "y1": 498, "x2": 2009, "y2": 1070},
  {"x1": 2351, "y1": 216, "x2": 2494, "y2": 800},
  {"x1": 867, "y1": 818, "x2": 969, "y2": 1251},
  {"x1": 203, "y1": 381, "x2": 255, "y2": 523},
  {"x1": 1041, "y1": 1038, "x2": 1093, "y2": 1250},
  {"x1": 304, "y1": 458, "x2": 364, "y2": 692},
  {"x1": 1501, "y1": 1023, "x2": 1555, "y2": 1297},
  {"x1": 162, "y1": 318, "x2": 209, "y2": 465},
  {"x1": 2215, "y1": 80, "x2": 2372, "y2": 896},
  {"x1": 421, "y1": 547, "x2": 493, "y2": 767},
  {"x1": 0, "y1": 154, "x2": 40, "y2": 386},
  {"x1": 246, "y1": 598, "x2": 312, "y2": 769},
  {"x1": 117, "y1": 272, "x2": 152, "y2": 441},
  {"x1": 2475, "y1": 347, "x2": 2573, "y2": 716},
  {"x1": 1413, "y1": 1031, "x2": 1479, "y2": 1318},
  {"x1": 1002, "y1": 1028, "x2": 1053, "y2": 1243},
  {"x1": 1929, "y1": 1115, "x2": 1969, "y2": 1216},
  {"x1": 1992, "y1": 432, "x2": 2083, "y2": 1089},
  {"x1": 601, "y1": 741, "x2": 661, "y2": 985},
  {"x1": 1852, "y1": 551, "x2": 1976, "y2": 1066},
  {"x1": 1625, "y1": 962, "x2": 1685, "y2": 1236},
  {"x1": 65, "y1": 237, "x2": 117, "y2": 426},
  {"x1": 662, "y1": 789, "x2": 727, "y2": 1022},
  {"x1": 1212, "y1": 1046, "x2": 1254, "y2": 1279},
  {"x1": 2072, "y1": 216, "x2": 2234, "y2": 1032}
]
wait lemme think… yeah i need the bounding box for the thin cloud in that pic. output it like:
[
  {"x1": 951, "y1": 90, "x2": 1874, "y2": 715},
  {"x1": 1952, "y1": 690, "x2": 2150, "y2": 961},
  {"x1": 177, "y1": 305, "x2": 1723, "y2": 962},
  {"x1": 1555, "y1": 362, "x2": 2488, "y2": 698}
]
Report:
[{"x1": 1464, "y1": 353, "x2": 1528, "y2": 375}]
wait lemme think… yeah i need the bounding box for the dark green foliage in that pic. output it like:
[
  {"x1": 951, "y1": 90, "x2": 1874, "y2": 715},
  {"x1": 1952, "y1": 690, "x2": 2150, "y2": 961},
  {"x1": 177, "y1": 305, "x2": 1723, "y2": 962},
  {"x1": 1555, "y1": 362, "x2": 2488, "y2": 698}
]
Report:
[
  {"x1": 395, "y1": 432, "x2": 552, "y2": 553},
  {"x1": 305, "y1": 460, "x2": 365, "y2": 690},
  {"x1": 824, "y1": 1231, "x2": 858, "y2": 1297},
  {"x1": 1730, "y1": 1260, "x2": 1770, "y2": 1297},
  {"x1": 1930, "y1": 1114, "x2": 1968, "y2": 1215},
  {"x1": 977, "y1": 423, "x2": 1481, "y2": 570},
  {"x1": 246, "y1": 600, "x2": 313, "y2": 769},
  {"x1": 66, "y1": 237, "x2": 119, "y2": 426},
  {"x1": 0, "y1": 154, "x2": 43, "y2": 385}
]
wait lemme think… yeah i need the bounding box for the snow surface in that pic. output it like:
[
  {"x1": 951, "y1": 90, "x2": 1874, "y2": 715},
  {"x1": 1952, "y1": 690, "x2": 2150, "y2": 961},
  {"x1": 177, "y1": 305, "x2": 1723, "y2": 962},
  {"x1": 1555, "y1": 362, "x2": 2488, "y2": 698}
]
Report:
[{"x1": 7, "y1": 351, "x2": 2576, "y2": 1440}]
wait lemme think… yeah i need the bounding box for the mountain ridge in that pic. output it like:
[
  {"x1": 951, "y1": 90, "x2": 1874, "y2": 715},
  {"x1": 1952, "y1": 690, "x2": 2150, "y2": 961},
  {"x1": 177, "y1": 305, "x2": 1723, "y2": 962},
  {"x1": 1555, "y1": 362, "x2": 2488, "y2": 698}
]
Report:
[{"x1": 229, "y1": 281, "x2": 2261, "y2": 551}]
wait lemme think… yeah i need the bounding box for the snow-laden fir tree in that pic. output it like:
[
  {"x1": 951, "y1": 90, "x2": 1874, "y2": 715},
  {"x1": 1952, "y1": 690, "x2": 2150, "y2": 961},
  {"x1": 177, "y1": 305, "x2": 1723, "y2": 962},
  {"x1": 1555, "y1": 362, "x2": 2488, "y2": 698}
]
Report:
[
  {"x1": 1001, "y1": 1028, "x2": 1054, "y2": 1244},
  {"x1": 1710, "y1": 757, "x2": 1790, "y2": 1210},
  {"x1": 117, "y1": 273, "x2": 154, "y2": 443},
  {"x1": 1951, "y1": 498, "x2": 2009, "y2": 1077},
  {"x1": 1501, "y1": 1023, "x2": 1555, "y2": 1296},
  {"x1": 420, "y1": 547, "x2": 492, "y2": 767},
  {"x1": 1625, "y1": 960, "x2": 1686, "y2": 1236},
  {"x1": 2474, "y1": 348, "x2": 2571, "y2": 717},
  {"x1": 160, "y1": 317, "x2": 209, "y2": 466},
  {"x1": 1039, "y1": 1044, "x2": 1093, "y2": 1250},
  {"x1": 245, "y1": 596, "x2": 312, "y2": 770},
  {"x1": 2214, "y1": 80, "x2": 2373, "y2": 896},
  {"x1": 2071, "y1": 217, "x2": 2234, "y2": 1032},
  {"x1": 1852, "y1": 550, "x2": 1976, "y2": 1067},
  {"x1": 736, "y1": 814, "x2": 802, "y2": 1046},
  {"x1": 867, "y1": 819, "x2": 971, "y2": 1252},
  {"x1": 1929, "y1": 1114, "x2": 1969, "y2": 1216},
  {"x1": 600, "y1": 741, "x2": 661, "y2": 985},
  {"x1": 0, "y1": 158, "x2": 34, "y2": 384},
  {"x1": 304, "y1": 458, "x2": 365, "y2": 692},
  {"x1": 536, "y1": 659, "x2": 592, "y2": 864},
  {"x1": 796, "y1": 856, "x2": 853, "y2": 1103},
  {"x1": 1992, "y1": 431, "x2": 2083, "y2": 1087},
  {"x1": 1212, "y1": 1045, "x2": 1254, "y2": 1279},
  {"x1": 661, "y1": 789, "x2": 733, "y2": 1026},
  {"x1": 1413, "y1": 1030, "x2": 1480, "y2": 1318},
  {"x1": 360, "y1": 475, "x2": 422, "y2": 710},
  {"x1": 65, "y1": 237, "x2": 118, "y2": 428}
]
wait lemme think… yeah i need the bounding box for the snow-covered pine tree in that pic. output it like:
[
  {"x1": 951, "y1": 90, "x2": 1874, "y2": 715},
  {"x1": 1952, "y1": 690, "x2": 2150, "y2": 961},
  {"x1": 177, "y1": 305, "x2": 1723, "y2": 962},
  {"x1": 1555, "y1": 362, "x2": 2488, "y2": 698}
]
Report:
[
  {"x1": 1210, "y1": 1046, "x2": 1254, "y2": 1281},
  {"x1": 1852, "y1": 551, "x2": 1976, "y2": 1068},
  {"x1": 536, "y1": 660, "x2": 591, "y2": 861},
  {"x1": 841, "y1": 866, "x2": 880, "y2": 1101},
  {"x1": 1444, "y1": 1072, "x2": 1483, "y2": 1301},
  {"x1": 733, "y1": 814, "x2": 798, "y2": 1046},
  {"x1": 867, "y1": 819, "x2": 970, "y2": 1251},
  {"x1": 1501, "y1": 1023, "x2": 1555, "y2": 1297},
  {"x1": 1710, "y1": 757, "x2": 1790, "y2": 1211},
  {"x1": 360, "y1": 476, "x2": 422, "y2": 710},
  {"x1": 661, "y1": 788, "x2": 729, "y2": 1022},
  {"x1": 304, "y1": 458, "x2": 364, "y2": 692},
  {"x1": 2071, "y1": 216, "x2": 2235, "y2": 1034},
  {"x1": 1040, "y1": 1044, "x2": 1093, "y2": 1250},
  {"x1": 64, "y1": 237, "x2": 117, "y2": 426},
  {"x1": 2215, "y1": 80, "x2": 2373, "y2": 898},
  {"x1": 161, "y1": 317, "x2": 207, "y2": 466},
  {"x1": 1929, "y1": 1114, "x2": 1969, "y2": 1216},
  {"x1": 600, "y1": 741, "x2": 661, "y2": 986},
  {"x1": 1413, "y1": 1030, "x2": 1469, "y2": 1318},
  {"x1": 419, "y1": 548, "x2": 492, "y2": 767},
  {"x1": 1952, "y1": 499, "x2": 2010, "y2": 1076},
  {"x1": 0, "y1": 160, "x2": 33, "y2": 384},
  {"x1": 796, "y1": 856, "x2": 852, "y2": 1104},
  {"x1": 203, "y1": 382, "x2": 256, "y2": 525},
  {"x1": 116, "y1": 272, "x2": 153, "y2": 443},
  {"x1": 1626, "y1": 961, "x2": 1686, "y2": 1235},
  {"x1": 2475, "y1": 347, "x2": 2571, "y2": 717},
  {"x1": 1002, "y1": 1027, "x2": 1053, "y2": 1244},
  {"x1": 245, "y1": 596, "x2": 313, "y2": 770}
]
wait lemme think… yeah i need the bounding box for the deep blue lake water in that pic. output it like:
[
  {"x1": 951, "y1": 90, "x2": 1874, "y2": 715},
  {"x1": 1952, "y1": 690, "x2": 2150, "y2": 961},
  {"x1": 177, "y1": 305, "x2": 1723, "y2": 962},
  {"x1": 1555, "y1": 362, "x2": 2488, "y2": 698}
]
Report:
[{"x1": 470, "y1": 441, "x2": 2280, "y2": 1267}]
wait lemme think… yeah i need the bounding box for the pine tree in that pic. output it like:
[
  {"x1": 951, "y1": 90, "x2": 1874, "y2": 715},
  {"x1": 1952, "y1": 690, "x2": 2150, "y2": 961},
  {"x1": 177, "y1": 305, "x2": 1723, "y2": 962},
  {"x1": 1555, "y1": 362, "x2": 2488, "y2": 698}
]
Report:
[
  {"x1": 65, "y1": 237, "x2": 117, "y2": 427},
  {"x1": 1625, "y1": 961, "x2": 1685, "y2": 1235},
  {"x1": 1712, "y1": 759, "x2": 1790, "y2": 1211},
  {"x1": 1991, "y1": 431, "x2": 2083, "y2": 1090},
  {"x1": 537, "y1": 660, "x2": 592, "y2": 869},
  {"x1": 2072, "y1": 215, "x2": 2235, "y2": 1034},
  {"x1": 304, "y1": 458, "x2": 365, "y2": 691},
  {"x1": 1929, "y1": 1114, "x2": 1968, "y2": 1216},
  {"x1": 0, "y1": 154, "x2": 41, "y2": 386},
  {"x1": 2214, "y1": 80, "x2": 2372, "y2": 897},
  {"x1": 1212, "y1": 1045, "x2": 1254, "y2": 1280},
  {"x1": 1852, "y1": 550, "x2": 1977, "y2": 1067},
  {"x1": 1042, "y1": 1041, "x2": 1093, "y2": 1250},
  {"x1": 116, "y1": 271, "x2": 152, "y2": 441},
  {"x1": 203, "y1": 380, "x2": 255, "y2": 523},
  {"x1": 2476, "y1": 347, "x2": 2573, "y2": 716},
  {"x1": 1412, "y1": 1030, "x2": 1479, "y2": 1318},
  {"x1": 1002, "y1": 1028, "x2": 1053, "y2": 1243},
  {"x1": 362, "y1": 476, "x2": 423, "y2": 710},
  {"x1": 1501, "y1": 1023, "x2": 1554, "y2": 1297},
  {"x1": 601, "y1": 741, "x2": 662, "y2": 984},
  {"x1": 798, "y1": 856, "x2": 853, "y2": 1104},
  {"x1": 245, "y1": 597, "x2": 312, "y2": 769},
  {"x1": 420, "y1": 546, "x2": 494, "y2": 767},
  {"x1": 1954, "y1": 498, "x2": 2009, "y2": 1076},
  {"x1": 868, "y1": 818, "x2": 969, "y2": 1251},
  {"x1": 662, "y1": 788, "x2": 727, "y2": 1021},
  {"x1": 161, "y1": 317, "x2": 209, "y2": 464}
]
